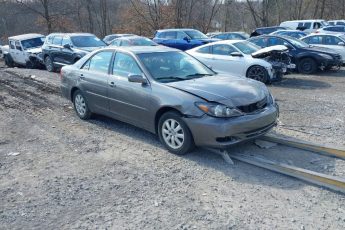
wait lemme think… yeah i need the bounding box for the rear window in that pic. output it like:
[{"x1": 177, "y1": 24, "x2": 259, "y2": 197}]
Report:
[{"x1": 71, "y1": 36, "x2": 105, "y2": 47}]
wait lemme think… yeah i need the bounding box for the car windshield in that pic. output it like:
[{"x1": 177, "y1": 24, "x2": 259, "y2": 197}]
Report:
[
  {"x1": 125, "y1": 38, "x2": 157, "y2": 46},
  {"x1": 21, "y1": 37, "x2": 45, "y2": 50},
  {"x1": 233, "y1": 41, "x2": 260, "y2": 54},
  {"x1": 184, "y1": 30, "x2": 208, "y2": 39},
  {"x1": 71, "y1": 36, "x2": 105, "y2": 47},
  {"x1": 286, "y1": 37, "x2": 309, "y2": 48},
  {"x1": 137, "y1": 51, "x2": 215, "y2": 83}
]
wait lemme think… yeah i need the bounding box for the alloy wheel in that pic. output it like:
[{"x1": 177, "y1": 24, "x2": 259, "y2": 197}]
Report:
[
  {"x1": 162, "y1": 119, "x2": 185, "y2": 149},
  {"x1": 74, "y1": 94, "x2": 86, "y2": 117}
]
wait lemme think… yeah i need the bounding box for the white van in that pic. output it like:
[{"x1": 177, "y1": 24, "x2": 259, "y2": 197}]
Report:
[
  {"x1": 328, "y1": 20, "x2": 345, "y2": 26},
  {"x1": 280, "y1": 20, "x2": 329, "y2": 33}
]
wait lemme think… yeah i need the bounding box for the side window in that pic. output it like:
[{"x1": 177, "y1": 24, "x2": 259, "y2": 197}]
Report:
[
  {"x1": 309, "y1": 36, "x2": 322, "y2": 44},
  {"x1": 121, "y1": 40, "x2": 130, "y2": 46},
  {"x1": 15, "y1": 41, "x2": 22, "y2": 51},
  {"x1": 10, "y1": 41, "x2": 15, "y2": 49},
  {"x1": 313, "y1": 22, "x2": 321, "y2": 29},
  {"x1": 214, "y1": 34, "x2": 227, "y2": 40},
  {"x1": 324, "y1": 36, "x2": 342, "y2": 45},
  {"x1": 212, "y1": 44, "x2": 236, "y2": 56},
  {"x1": 268, "y1": 38, "x2": 284, "y2": 46},
  {"x1": 176, "y1": 31, "x2": 187, "y2": 39},
  {"x1": 196, "y1": 46, "x2": 211, "y2": 54},
  {"x1": 53, "y1": 36, "x2": 62, "y2": 46},
  {"x1": 111, "y1": 40, "x2": 121, "y2": 46},
  {"x1": 329, "y1": 22, "x2": 335, "y2": 26},
  {"x1": 249, "y1": 38, "x2": 266, "y2": 47},
  {"x1": 113, "y1": 53, "x2": 142, "y2": 78},
  {"x1": 62, "y1": 37, "x2": 71, "y2": 46},
  {"x1": 47, "y1": 36, "x2": 54, "y2": 44},
  {"x1": 84, "y1": 51, "x2": 113, "y2": 74},
  {"x1": 304, "y1": 22, "x2": 311, "y2": 29},
  {"x1": 165, "y1": 31, "x2": 177, "y2": 39}
]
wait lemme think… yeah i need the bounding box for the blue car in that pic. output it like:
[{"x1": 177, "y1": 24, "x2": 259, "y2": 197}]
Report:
[{"x1": 153, "y1": 29, "x2": 219, "y2": 50}]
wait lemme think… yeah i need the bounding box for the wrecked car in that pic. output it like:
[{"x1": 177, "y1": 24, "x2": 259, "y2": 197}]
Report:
[
  {"x1": 4, "y1": 33, "x2": 45, "y2": 68},
  {"x1": 186, "y1": 40, "x2": 294, "y2": 83}
]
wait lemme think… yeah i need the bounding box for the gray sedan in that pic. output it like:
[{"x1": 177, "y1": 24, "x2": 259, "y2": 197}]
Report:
[{"x1": 60, "y1": 46, "x2": 279, "y2": 155}]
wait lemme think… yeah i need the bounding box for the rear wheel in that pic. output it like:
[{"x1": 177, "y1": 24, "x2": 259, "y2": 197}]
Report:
[
  {"x1": 45, "y1": 56, "x2": 55, "y2": 72},
  {"x1": 73, "y1": 90, "x2": 91, "y2": 120},
  {"x1": 4, "y1": 55, "x2": 14, "y2": 67},
  {"x1": 298, "y1": 58, "x2": 317, "y2": 74},
  {"x1": 246, "y1": 65, "x2": 269, "y2": 83},
  {"x1": 158, "y1": 111, "x2": 195, "y2": 155}
]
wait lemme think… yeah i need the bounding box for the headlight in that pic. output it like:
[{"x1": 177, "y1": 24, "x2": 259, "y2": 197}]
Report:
[
  {"x1": 318, "y1": 53, "x2": 333, "y2": 60},
  {"x1": 195, "y1": 102, "x2": 243, "y2": 118}
]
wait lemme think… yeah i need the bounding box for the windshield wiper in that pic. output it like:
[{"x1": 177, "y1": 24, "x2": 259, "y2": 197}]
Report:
[
  {"x1": 156, "y1": 76, "x2": 187, "y2": 82},
  {"x1": 185, "y1": 73, "x2": 213, "y2": 79}
]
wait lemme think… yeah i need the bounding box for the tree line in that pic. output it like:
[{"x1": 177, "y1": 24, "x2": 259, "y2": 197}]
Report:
[{"x1": 0, "y1": 0, "x2": 344, "y2": 42}]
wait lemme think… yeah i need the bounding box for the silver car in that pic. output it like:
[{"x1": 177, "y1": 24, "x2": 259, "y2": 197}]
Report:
[{"x1": 61, "y1": 46, "x2": 279, "y2": 155}]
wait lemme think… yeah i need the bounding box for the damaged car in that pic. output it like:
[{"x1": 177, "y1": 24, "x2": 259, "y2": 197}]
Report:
[
  {"x1": 4, "y1": 34, "x2": 45, "y2": 68},
  {"x1": 61, "y1": 46, "x2": 279, "y2": 155},
  {"x1": 186, "y1": 40, "x2": 294, "y2": 83}
]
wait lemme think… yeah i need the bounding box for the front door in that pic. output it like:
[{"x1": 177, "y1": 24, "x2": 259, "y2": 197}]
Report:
[
  {"x1": 12, "y1": 41, "x2": 26, "y2": 64},
  {"x1": 108, "y1": 52, "x2": 152, "y2": 130}
]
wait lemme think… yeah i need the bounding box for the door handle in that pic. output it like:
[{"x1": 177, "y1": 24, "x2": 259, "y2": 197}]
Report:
[
  {"x1": 109, "y1": 81, "x2": 116, "y2": 87},
  {"x1": 80, "y1": 74, "x2": 85, "y2": 80}
]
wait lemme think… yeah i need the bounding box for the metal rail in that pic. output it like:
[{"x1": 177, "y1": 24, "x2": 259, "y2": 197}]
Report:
[{"x1": 259, "y1": 135, "x2": 345, "y2": 160}]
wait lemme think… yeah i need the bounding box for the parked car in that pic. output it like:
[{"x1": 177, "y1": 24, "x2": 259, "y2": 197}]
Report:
[
  {"x1": 248, "y1": 35, "x2": 343, "y2": 74},
  {"x1": 301, "y1": 34, "x2": 345, "y2": 64},
  {"x1": 250, "y1": 26, "x2": 287, "y2": 37},
  {"x1": 109, "y1": 35, "x2": 158, "y2": 47},
  {"x1": 4, "y1": 34, "x2": 45, "y2": 68},
  {"x1": 186, "y1": 40, "x2": 293, "y2": 83},
  {"x1": 280, "y1": 20, "x2": 329, "y2": 33},
  {"x1": 328, "y1": 20, "x2": 345, "y2": 26},
  {"x1": 153, "y1": 29, "x2": 219, "y2": 50},
  {"x1": 42, "y1": 33, "x2": 106, "y2": 72},
  {"x1": 60, "y1": 46, "x2": 279, "y2": 155},
  {"x1": 103, "y1": 34, "x2": 134, "y2": 45},
  {"x1": 315, "y1": 26, "x2": 345, "y2": 34},
  {"x1": 270, "y1": 30, "x2": 307, "y2": 39},
  {"x1": 211, "y1": 32, "x2": 248, "y2": 40},
  {"x1": 0, "y1": 44, "x2": 9, "y2": 59}
]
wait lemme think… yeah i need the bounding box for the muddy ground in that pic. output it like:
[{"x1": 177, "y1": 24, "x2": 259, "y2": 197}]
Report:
[{"x1": 0, "y1": 62, "x2": 345, "y2": 230}]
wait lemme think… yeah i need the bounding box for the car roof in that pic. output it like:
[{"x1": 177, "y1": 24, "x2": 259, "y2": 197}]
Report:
[
  {"x1": 283, "y1": 19, "x2": 326, "y2": 22},
  {"x1": 305, "y1": 33, "x2": 345, "y2": 38},
  {"x1": 274, "y1": 30, "x2": 306, "y2": 33},
  {"x1": 97, "y1": 45, "x2": 180, "y2": 54},
  {"x1": 47, "y1": 33, "x2": 95, "y2": 37},
  {"x1": 9, "y1": 33, "x2": 44, "y2": 41},
  {"x1": 156, "y1": 28, "x2": 198, "y2": 32}
]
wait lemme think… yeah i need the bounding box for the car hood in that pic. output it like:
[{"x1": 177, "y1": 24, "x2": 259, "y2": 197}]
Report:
[
  {"x1": 166, "y1": 75, "x2": 267, "y2": 107},
  {"x1": 26, "y1": 47, "x2": 42, "y2": 54},
  {"x1": 303, "y1": 46, "x2": 339, "y2": 55},
  {"x1": 251, "y1": 45, "x2": 288, "y2": 58}
]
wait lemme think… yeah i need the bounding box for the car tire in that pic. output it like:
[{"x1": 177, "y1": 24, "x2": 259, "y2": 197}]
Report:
[
  {"x1": 158, "y1": 111, "x2": 195, "y2": 155},
  {"x1": 26, "y1": 61, "x2": 35, "y2": 69},
  {"x1": 298, "y1": 58, "x2": 317, "y2": 74},
  {"x1": 73, "y1": 90, "x2": 92, "y2": 120},
  {"x1": 246, "y1": 65, "x2": 269, "y2": 83},
  {"x1": 4, "y1": 55, "x2": 14, "y2": 67},
  {"x1": 45, "y1": 56, "x2": 56, "y2": 72}
]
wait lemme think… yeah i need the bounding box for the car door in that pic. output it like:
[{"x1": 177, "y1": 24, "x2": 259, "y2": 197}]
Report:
[
  {"x1": 78, "y1": 50, "x2": 114, "y2": 113},
  {"x1": 13, "y1": 41, "x2": 26, "y2": 64},
  {"x1": 61, "y1": 36, "x2": 75, "y2": 65},
  {"x1": 108, "y1": 52, "x2": 152, "y2": 130},
  {"x1": 157, "y1": 31, "x2": 178, "y2": 49},
  {"x1": 49, "y1": 35, "x2": 63, "y2": 65},
  {"x1": 209, "y1": 44, "x2": 245, "y2": 76},
  {"x1": 322, "y1": 35, "x2": 345, "y2": 61},
  {"x1": 9, "y1": 40, "x2": 19, "y2": 63}
]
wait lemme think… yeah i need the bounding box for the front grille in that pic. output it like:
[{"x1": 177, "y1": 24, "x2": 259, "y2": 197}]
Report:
[{"x1": 237, "y1": 97, "x2": 267, "y2": 114}]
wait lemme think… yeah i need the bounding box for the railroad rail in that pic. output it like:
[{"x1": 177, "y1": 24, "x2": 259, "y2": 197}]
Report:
[{"x1": 215, "y1": 135, "x2": 345, "y2": 194}]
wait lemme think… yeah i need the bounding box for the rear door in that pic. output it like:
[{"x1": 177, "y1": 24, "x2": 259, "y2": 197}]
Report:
[
  {"x1": 78, "y1": 51, "x2": 114, "y2": 113},
  {"x1": 156, "y1": 31, "x2": 178, "y2": 49},
  {"x1": 108, "y1": 52, "x2": 152, "y2": 129},
  {"x1": 50, "y1": 35, "x2": 63, "y2": 65},
  {"x1": 322, "y1": 35, "x2": 345, "y2": 61}
]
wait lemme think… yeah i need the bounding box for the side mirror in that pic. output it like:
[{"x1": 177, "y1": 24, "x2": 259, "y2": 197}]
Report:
[
  {"x1": 63, "y1": 44, "x2": 71, "y2": 49},
  {"x1": 183, "y1": 36, "x2": 191, "y2": 42},
  {"x1": 230, "y1": 52, "x2": 243, "y2": 57},
  {"x1": 128, "y1": 74, "x2": 147, "y2": 84},
  {"x1": 338, "y1": 42, "x2": 345, "y2": 46}
]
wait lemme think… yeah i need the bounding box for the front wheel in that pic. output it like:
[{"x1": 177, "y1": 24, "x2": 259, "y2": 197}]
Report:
[
  {"x1": 246, "y1": 65, "x2": 269, "y2": 83},
  {"x1": 4, "y1": 55, "x2": 14, "y2": 67},
  {"x1": 158, "y1": 112, "x2": 195, "y2": 155},
  {"x1": 73, "y1": 90, "x2": 92, "y2": 120},
  {"x1": 45, "y1": 56, "x2": 56, "y2": 72},
  {"x1": 298, "y1": 58, "x2": 317, "y2": 74}
]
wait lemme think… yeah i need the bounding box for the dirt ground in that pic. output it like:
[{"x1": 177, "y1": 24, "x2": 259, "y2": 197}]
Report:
[{"x1": 1, "y1": 61, "x2": 345, "y2": 230}]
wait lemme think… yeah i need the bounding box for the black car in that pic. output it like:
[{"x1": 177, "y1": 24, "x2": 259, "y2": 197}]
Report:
[
  {"x1": 250, "y1": 26, "x2": 288, "y2": 37},
  {"x1": 248, "y1": 35, "x2": 343, "y2": 74},
  {"x1": 42, "y1": 33, "x2": 106, "y2": 72}
]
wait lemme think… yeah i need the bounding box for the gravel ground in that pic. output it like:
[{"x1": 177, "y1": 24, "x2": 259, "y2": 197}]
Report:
[{"x1": 1, "y1": 61, "x2": 345, "y2": 229}]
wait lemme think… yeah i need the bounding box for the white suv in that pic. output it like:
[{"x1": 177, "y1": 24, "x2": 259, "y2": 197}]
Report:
[{"x1": 5, "y1": 34, "x2": 45, "y2": 68}]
